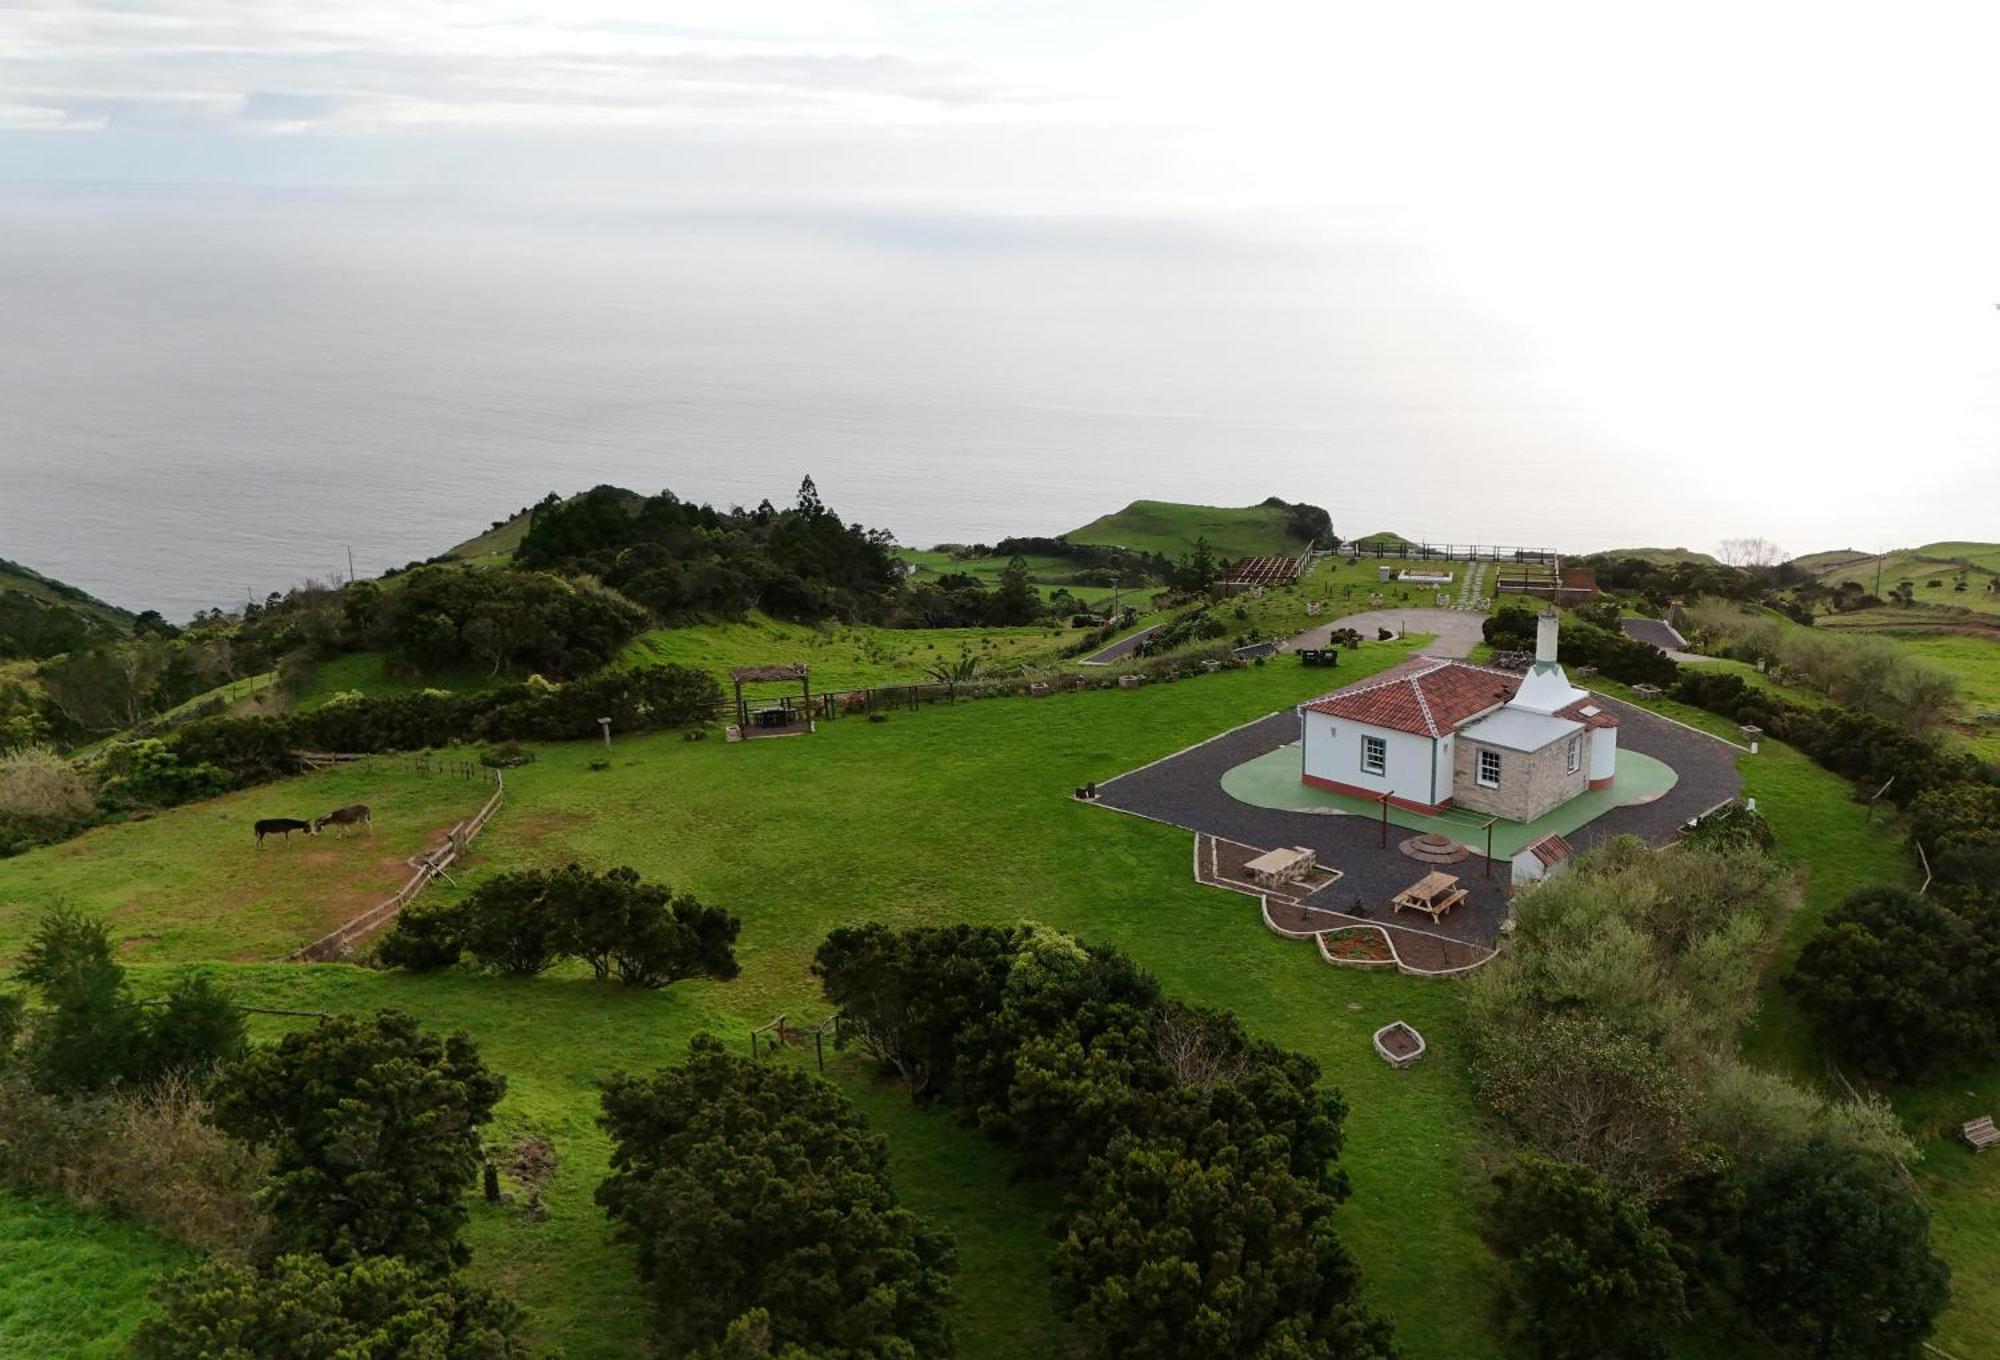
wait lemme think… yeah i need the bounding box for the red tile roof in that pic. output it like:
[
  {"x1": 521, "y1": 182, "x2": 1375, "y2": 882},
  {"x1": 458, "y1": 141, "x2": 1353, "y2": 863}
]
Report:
[
  {"x1": 1556, "y1": 696, "x2": 1620, "y2": 729},
  {"x1": 1301, "y1": 658, "x2": 1521, "y2": 738},
  {"x1": 1527, "y1": 833, "x2": 1574, "y2": 867}
]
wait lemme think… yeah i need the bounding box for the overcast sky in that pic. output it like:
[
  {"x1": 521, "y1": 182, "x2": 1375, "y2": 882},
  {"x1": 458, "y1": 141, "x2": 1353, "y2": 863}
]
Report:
[{"x1": 4, "y1": 1, "x2": 1997, "y2": 552}]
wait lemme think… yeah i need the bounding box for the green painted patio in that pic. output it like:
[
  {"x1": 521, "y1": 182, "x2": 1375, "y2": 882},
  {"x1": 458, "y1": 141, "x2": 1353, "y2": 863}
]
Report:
[{"x1": 1219, "y1": 743, "x2": 1679, "y2": 858}]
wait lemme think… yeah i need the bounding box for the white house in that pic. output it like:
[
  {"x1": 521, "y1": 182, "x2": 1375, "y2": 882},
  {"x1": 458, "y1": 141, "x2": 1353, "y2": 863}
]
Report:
[{"x1": 1297, "y1": 609, "x2": 1617, "y2": 821}]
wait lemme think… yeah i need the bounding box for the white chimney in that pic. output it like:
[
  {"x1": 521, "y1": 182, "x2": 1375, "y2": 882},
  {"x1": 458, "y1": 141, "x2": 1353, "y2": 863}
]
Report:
[{"x1": 1535, "y1": 608, "x2": 1559, "y2": 665}]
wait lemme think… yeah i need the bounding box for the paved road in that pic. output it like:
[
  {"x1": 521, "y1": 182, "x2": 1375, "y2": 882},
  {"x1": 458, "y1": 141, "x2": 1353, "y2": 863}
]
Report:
[
  {"x1": 1078, "y1": 624, "x2": 1162, "y2": 665},
  {"x1": 1282, "y1": 607, "x2": 1487, "y2": 659}
]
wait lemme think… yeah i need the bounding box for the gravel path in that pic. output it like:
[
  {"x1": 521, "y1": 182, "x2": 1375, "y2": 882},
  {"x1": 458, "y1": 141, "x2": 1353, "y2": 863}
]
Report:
[{"x1": 1283, "y1": 607, "x2": 1486, "y2": 658}]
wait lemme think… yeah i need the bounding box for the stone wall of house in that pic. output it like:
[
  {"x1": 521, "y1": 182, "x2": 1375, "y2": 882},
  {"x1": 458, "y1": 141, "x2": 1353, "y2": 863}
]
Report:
[{"x1": 1452, "y1": 731, "x2": 1592, "y2": 821}]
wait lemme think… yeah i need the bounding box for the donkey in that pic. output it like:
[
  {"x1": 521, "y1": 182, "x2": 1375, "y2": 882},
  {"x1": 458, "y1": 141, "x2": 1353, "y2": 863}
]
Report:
[
  {"x1": 314, "y1": 803, "x2": 373, "y2": 837},
  {"x1": 254, "y1": 817, "x2": 316, "y2": 846}
]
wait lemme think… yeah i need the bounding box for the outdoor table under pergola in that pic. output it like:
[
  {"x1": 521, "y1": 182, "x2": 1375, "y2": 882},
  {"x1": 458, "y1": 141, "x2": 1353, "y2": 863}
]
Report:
[{"x1": 730, "y1": 664, "x2": 813, "y2": 734}]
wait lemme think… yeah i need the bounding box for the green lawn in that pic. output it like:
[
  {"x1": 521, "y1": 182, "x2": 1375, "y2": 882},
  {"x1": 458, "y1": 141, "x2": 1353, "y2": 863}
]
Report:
[
  {"x1": 899, "y1": 550, "x2": 1125, "y2": 606},
  {"x1": 291, "y1": 650, "x2": 508, "y2": 711},
  {"x1": 618, "y1": 613, "x2": 1067, "y2": 692},
  {"x1": 0, "y1": 1193, "x2": 189, "y2": 1358},
  {"x1": 7, "y1": 636, "x2": 1991, "y2": 1358},
  {"x1": 0, "y1": 758, "x2": 501, "y2": 963},
  {"x1": 1866, "y1": 631, "x2": 2000, "y2": 759},
  {"x1": 1812, "y1": 541, "x2": 2000, "y2": 617}
]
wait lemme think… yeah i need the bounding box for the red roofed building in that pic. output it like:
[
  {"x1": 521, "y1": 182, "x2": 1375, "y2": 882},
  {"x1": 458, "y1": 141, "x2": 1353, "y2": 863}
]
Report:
[{"x1": 1296, "y1": 610, "x2": 1618, "y2": 817}]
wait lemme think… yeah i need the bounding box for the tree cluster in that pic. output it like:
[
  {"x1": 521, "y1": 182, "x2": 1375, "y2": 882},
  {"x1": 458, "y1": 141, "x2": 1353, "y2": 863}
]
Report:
[
  {"x1": 1787, "y1": 885, "x2": 2000, "y2": 1083},
  {"x1": 1680, "y1": 601, "x2": 1959, "y2": 732},
  {"x1": 1466, "y1": 840, "x2": 1949, "y2": 1359},
  {"x1": 379, "y1": 863, "x2": 742, "y2": 991},
  {"x1": 517, "y1": 478, "x2": 903, "y2": 625},
  {"x1": 376, "y1": 563, "x2": 650, "y2": 679},
  {"x1": 813, "y1": 922, "x2": 1395, "y2": 1360},
  {"x1": 596, "y1": 1034, "x2": 956, "y2": 1358},
  {"x1": 137, "y1": 1009, "x2": 529, "y2": 1356},
  {"x1": 1482, "y1": 603, "x2": 1677, "y2": 686}
]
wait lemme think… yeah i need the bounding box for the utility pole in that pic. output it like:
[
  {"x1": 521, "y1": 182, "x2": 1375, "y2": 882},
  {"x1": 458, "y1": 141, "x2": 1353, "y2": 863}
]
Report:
[{"x1": 347, "y1": 545, "x2": 357, "y2": 584}]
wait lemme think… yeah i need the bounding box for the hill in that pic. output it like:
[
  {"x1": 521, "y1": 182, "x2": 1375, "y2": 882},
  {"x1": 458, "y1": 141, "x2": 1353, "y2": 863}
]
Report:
[
  {"x1": 0, "y1": 556, "x2": 134, "y2": 661},
  {"x1": 1592, "y1": 546, "x2": 1721, "y2": 567},
  {"x1": 1809, "y1": 541, "x2": 2000, "y2": 616},
  {"x1": 1064, "y1": 499, "x2": 1319, "y2": 563}
]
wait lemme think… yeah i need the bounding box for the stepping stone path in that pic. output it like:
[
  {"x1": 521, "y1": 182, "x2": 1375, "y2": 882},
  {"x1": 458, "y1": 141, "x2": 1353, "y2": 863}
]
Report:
[{"x1": 1454, "y1": 561, "x2": 1490, "y2": 611}]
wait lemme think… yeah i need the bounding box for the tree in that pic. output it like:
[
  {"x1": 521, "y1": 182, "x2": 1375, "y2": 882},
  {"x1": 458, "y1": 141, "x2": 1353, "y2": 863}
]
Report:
[
  {"x1": 597, "y1": 1035, "x2": 956, "y2": 1358},
  {"x1": 132, "y1": 1253, "x2": 528, "y2": 1359},
  {"x1": 211, "y1": 1010, "x2": 505, "y2": 1268},
  {"x1": 1717, "y1": 536, "x2": 1786, "y2": 569},
  {"x1": 1487, "y1": 1156, "x2": 1686, "y2": 1360},
  {"x1": 459, "y1": 872, "x2": 571, "y2": 976},
  {"x1": 1051, "y1": 1137, "x2": 1394, "y2": 1360},
  {"x1": 140, "y1": 971, "x2": 248, "y2": 1080},
  {"x1": 14, "y1": 903, "x2": 147, "y2": 1095},
  {"x1": 1736, "y1": 1139, "x2": 1949, "y2": 1359},
  {"x1": 1787, "y1": 885, "x2": 2000, "y2": 1081},
  {"x1": 551, "y1": 863, "x2": 740, "y2": 989},
  {"x1": 376, "y1": 899, "x2": 471, "y2": 972},
  {"x1": 813, "y1": 923, "x2": 1016, "y2": 1099},
  {"x1": 985, "y1": 555, "x2": 1042, "y2": 626}
]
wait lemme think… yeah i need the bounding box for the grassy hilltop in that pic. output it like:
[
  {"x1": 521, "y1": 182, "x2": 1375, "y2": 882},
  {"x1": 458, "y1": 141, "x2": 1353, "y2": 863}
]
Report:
[{"x1": 1063, "y1": 498, "x2": 1315, "y2": 561}]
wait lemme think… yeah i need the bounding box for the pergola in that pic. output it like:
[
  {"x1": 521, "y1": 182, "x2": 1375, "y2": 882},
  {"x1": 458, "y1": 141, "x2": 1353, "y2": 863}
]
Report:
[{"x1": 730, "y1": 663, "x2": 812, "y2": 732}]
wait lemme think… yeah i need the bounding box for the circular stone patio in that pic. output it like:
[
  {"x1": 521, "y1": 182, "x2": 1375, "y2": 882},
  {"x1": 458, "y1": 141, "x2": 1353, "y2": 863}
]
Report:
[{"x1": 1218, "y1": 743, "x2": 1679, "y2": 860}]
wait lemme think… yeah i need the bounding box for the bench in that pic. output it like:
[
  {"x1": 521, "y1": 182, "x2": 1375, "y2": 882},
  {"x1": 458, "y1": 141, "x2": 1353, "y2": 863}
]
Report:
[
  {"x1": 1391, "y1": 887, "x2": 1468, "y2": 921},
  {"x1": 1965, "y1": 1116, "x2": 1999, "y2": 1151}
]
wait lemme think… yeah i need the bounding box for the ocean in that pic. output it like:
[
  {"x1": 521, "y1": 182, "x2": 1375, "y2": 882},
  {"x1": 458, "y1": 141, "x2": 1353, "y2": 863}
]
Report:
[{"x1": 0, "y1": 184, "x2": 1944, "y2": 618}]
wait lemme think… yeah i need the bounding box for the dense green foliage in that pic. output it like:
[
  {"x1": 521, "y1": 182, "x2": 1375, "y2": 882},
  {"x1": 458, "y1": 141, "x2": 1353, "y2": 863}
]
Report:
[
  {"x1": 132, "y1": 1253, "x2": 529, "y2": 1359},
  {"x1": 8, "y1": 905, "x2": 245, "y2": 1096},
  {"x1": 172, "y1": 662, "x2": 720, "y2": 785},
  {"x1": 1483, "y1": 602, "x2": 1676, "y2": 685},
  {"x1": 379, "y1": 863, "x2": 743, "y2": 989},
  {"x1": 1786, "y1": 886, "x2": 2000, "y2": 1081},
  {"x1": 815, "y1": 923, "x2": 1393, "y2": 1360},
  {"x1": 211, "y1": 1011, "x2": 504, "y2": 1270},
  {"x1": 597, "y1": 1034, "x2": 956, "y2": 1358},
  {"x1": 1487, "y1": 1156, "x2": 1686, "y2": 1360},
  {"x1": 518, "y1": 479, "x2": 903, "y2": 625},
  {"x1": 1735, "y1": 1140, "x2": 1950, "y2": 1359},
  {"x1": 378, "y1": 563, "x2": 649, "y2": 679}
]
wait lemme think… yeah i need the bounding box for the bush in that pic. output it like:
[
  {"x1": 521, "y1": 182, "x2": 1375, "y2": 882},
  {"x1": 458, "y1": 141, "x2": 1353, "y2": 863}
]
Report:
[
  {"x1": 378, "y1": 562, "x2": 649, "y2": 679},
  {"x1": 1735, "y1": 1139, "x2": 1949, "y2": 1359},
  {"x1": 1487, "y1": 1155, "x2": 1686, "y2": 1360},
  {"x1": 459, "y1": 873, "x2": 571, "y2": 976},
  {"x1": 375, "y1": 899, "x2": 470, "y2": 972},
  {"x1": 598, "y1": 1034, "x2": 956, "y2": 1357},
  {"x1": 92, "y1": 737, "x2": 231, "y2": 811},
  {"x1": 0, "y1": 743, "x2": 93, "y2": 826},
  {"x1": 212, "y1": 1010, "x2": 505, "y2": 1269},
  {"x1": 1786, "y1": 886, "x2": 2000, "y2": 1082},
  {"x1": 0, "y1": 1070, "x2": 268, "y2": 1258},
  {"x1": 133, "y1": 1253, "x2": 529, "y2": 1359}
]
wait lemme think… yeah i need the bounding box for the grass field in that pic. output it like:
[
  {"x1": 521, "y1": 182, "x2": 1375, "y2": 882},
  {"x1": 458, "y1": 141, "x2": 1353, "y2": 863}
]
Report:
[
  {"x1": 291, "y1": 650, "x2": 510, "y2": 711},
  {"x1": 1063, "y1": 499, "x2": 1314, "y2": 562},
  {"x1": 898, "y1": 550, "x2": 1124, "y2": 606},
  {"x1": 1592, "y1": 546, "x2": 1721, "y2": 566},
  {"x1": 0, "y1": 1193, "x2": 189, "y2": 1357},
  {"x1": 618, "y1": 613, "x2": 1068, "y2": 691},
  {"x1": 5, "y1": 633, "x2": 1992, "y2": 1358},
  {"x1": 0, "y1": 556, "x2": 135, "y2": 633},
  {"x1": 1810, "y1": 540, "x2": 2000, "y2": 616},
  {"x1": 1858, "y1": 631, "x2": 2000, "y2": 759},
  {"x1": 0, "y1": 759, "x2": 500, "y2": 963}
]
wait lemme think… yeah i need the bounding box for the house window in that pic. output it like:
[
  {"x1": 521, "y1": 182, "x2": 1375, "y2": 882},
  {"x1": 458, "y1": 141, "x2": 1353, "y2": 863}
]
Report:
[
  {"x1": 1477, "y1": 748, "x2": 1502, "y2": 788},
  {"x1": 1361, "y1": 734, "x2": 1387, "y2": 776},
  {"x1": 1566, "y1": 735, "x2": 1581, "y2": 773}
]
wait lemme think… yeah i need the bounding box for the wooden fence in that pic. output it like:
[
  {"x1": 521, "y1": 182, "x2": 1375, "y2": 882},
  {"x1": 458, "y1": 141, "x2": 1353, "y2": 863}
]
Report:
[{"x1": 288, "y1": 768, "x2": 505, "y2": 963}]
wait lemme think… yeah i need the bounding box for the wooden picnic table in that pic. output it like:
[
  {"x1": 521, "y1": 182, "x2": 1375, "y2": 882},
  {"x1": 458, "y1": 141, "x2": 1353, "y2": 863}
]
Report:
[{"x1": 1392, "y1": 871, "x2": 1468, "y2": 921}]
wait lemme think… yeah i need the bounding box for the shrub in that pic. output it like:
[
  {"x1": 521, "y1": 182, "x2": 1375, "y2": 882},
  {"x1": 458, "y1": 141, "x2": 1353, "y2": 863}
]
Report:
[
  {"x1": 1735, "y1": 1139, "x2": 1949, "y2": 1359},
  {"x1": 0, "y1": 1070, "x2": 268, "y2": 1258},
  {"x1": 1786, "y1": 886, "x2": 2000, "y2": 1082},
  {"x1": 1487, "y1": 1155, "x2": 1686, "y2": 1360},
  {"x1": 132, "y1": 1253, "x2": 529, "y2": 1359},
  {"x1": 92, "y1": 738, "x2": 231, "y2": 811},
  {"x1": 0, "y1": 743, "x2": 93, "y2": 826},
  {"x1": 459, "y1": 873, "x2": 571, "y2": 976},
  {"x1": 598, "y1": 1035, "x2": 956, "y2": 1357},
  {"x1": 212, "y1": 1010, "x2": 505, "y2": 1269},
  {"x1": 552, "y1": 863, "x2": 741, "y2": 989},
  {"x1": 376, "y1": 899, "x2": 470, "y2": 972}
]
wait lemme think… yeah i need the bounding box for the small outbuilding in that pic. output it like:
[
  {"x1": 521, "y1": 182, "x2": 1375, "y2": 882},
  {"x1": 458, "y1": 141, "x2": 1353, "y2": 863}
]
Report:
[{"x1": 1511, "y1": 832, "x2": 1574, "y2": 885}]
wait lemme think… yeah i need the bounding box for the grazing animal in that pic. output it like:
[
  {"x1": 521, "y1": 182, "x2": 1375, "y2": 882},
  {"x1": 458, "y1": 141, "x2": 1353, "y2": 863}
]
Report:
[
  {"x1": 314, "y1": 804, "x2": 373, "y2": 837},
  {"x1": 254, "y1": 817, "x2": 316, "y2": 845}
]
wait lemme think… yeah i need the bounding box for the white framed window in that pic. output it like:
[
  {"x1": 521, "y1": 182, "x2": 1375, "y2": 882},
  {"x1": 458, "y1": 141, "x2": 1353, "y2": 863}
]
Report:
[
  {"x1": 1566, "y1": 735, "x2": 1581, "y2": 773},
  {"x1": 1477, "y1": 748, "x2": 1502, "y2": 788},
  {"x1": 1361, "y1": 734, "x2": 1387, "y2": 776}
]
